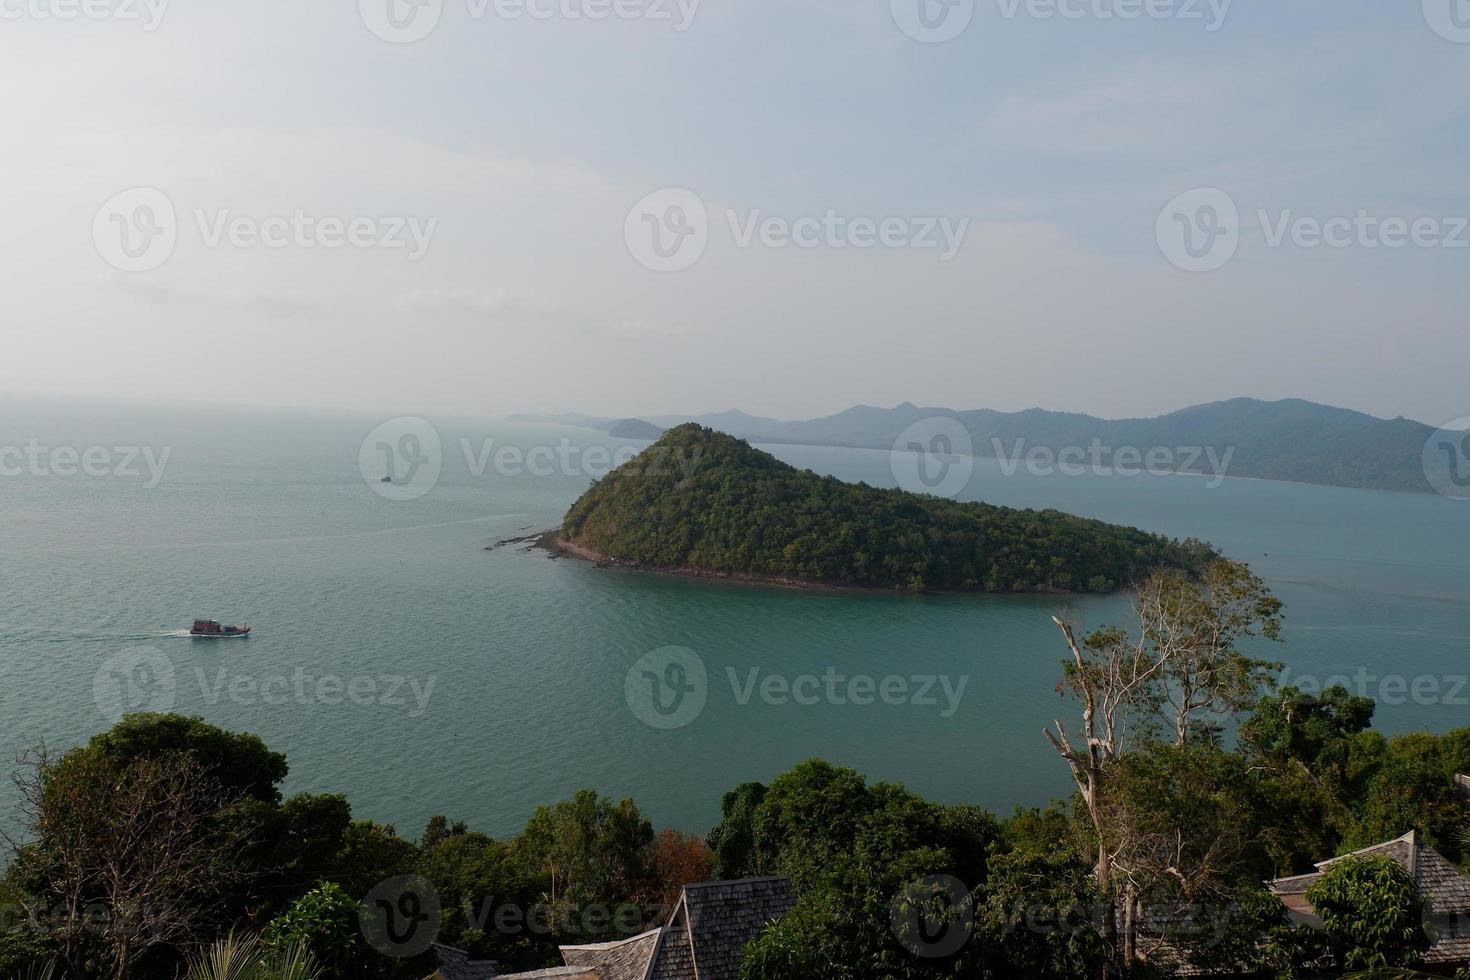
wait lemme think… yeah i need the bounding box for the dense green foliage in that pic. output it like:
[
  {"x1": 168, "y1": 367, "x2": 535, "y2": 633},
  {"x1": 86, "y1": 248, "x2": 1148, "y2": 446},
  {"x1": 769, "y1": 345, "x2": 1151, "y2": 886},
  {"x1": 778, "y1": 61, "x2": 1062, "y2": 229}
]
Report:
[
  {"x1": 1305, "y1": 856, "x2": 1431, "y2": 969},
  {"x1": 723, "y1": 761, "x2": 997, "y2": 980},
  {"x1": 3, "y1": 708, "x2": 1468, "y2": 979},
  {"x1": 0, "y1": 716, "x2": 688, "y2": 980},
  {"x1": 1240, "y1": 688, "x2": 1470, "y2": 870},
  {"x1": 562, "y1": 425, "x2": 1215, "y2": 592},
  {"x1": 261, "y1": 883, "x2": 379, "y2": 979}
]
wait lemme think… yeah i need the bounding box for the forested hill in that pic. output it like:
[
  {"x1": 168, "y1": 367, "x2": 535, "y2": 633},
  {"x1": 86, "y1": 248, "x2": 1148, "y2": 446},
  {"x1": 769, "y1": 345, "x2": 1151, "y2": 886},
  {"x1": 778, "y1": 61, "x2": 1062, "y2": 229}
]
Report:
[
  {"x1": 517, "y1": 398, "x2": 1453, "y2": 494},
  {"x1": 559, "y1": 425, "x2": 1215, "y2": 593}
]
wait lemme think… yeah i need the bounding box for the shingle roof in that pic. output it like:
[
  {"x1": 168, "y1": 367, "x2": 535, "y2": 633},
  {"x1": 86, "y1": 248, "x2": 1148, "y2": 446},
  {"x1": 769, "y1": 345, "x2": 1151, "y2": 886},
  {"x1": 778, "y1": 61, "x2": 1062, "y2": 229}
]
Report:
[
  {"x1": 494, "y1": 878, "x2": 795, "y2": 980},
  {"x1": 1428, "y1": 933, "x2": 1470, "y2": 966},
  {"x1": 561, "y1": 929, "x2": 663, "y2": 980},
  {"x1": 675, "y1": 877, "x2": 795, "y2": 980},
  {"x1": 648, "y1": 926, "x2": 694, "y2": 980},
  {"x1": 1268, "y1": 830, "x2": 1470, "y2": 912},
  {"x1": 430, "y1": 943, "x2": 501, "y2": 980}
]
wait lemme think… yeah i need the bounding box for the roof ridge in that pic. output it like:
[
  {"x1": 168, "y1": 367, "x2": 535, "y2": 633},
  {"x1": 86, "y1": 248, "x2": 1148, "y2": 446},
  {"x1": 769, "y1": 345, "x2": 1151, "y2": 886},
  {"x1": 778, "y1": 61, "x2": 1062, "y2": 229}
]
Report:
[
  {"x1": 682, "y1": 875, "x2": 789, "y2": 890},
  {"x1": 558, "y1": 926, "x2": 664, "y2": 951},
  {"x1": 1314, "y1": 829, "x2": 1418, "y2": 869}
]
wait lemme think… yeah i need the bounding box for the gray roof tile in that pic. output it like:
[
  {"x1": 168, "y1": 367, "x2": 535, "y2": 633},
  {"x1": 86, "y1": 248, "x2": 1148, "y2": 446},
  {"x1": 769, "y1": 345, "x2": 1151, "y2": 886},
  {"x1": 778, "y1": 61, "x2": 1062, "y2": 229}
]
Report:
[
  {"x1": 560, "y1": 929, "x2": 663, "y2": 980},
  {"x1": 430, "y1": 943, "x2": 501, "y2": 980},
  {"x1": 677, "y1": 877, "x2": 795, "y2": 980}
]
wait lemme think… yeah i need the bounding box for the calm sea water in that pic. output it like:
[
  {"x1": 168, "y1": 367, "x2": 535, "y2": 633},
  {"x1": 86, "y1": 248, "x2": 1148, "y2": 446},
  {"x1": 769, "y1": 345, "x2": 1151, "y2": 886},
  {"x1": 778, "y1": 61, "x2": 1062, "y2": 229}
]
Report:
[{"x1": 1, "y1": 395, "x2": 1467, "y2": 839}]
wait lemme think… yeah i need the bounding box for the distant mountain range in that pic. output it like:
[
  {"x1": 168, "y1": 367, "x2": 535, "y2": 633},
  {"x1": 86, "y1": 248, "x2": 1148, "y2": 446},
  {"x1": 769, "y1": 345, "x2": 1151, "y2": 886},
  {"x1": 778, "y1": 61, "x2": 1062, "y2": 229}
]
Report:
[{"x1": 509, "y1": 398, "x2": 1457, "y2": 494}]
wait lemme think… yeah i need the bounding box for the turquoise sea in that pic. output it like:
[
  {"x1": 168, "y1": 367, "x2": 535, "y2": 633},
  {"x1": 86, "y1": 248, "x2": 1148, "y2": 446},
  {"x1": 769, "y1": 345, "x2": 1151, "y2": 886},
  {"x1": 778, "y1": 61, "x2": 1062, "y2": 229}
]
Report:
[{"x1": 1, "y1": 394, "x2": 1466, "y2": 838}]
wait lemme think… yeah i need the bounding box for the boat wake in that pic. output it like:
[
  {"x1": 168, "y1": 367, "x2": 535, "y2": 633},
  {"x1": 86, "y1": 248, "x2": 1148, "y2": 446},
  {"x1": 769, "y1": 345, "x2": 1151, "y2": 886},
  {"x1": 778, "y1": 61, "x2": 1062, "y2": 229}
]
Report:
[{"x1": 0, "y1": 624, "x2": 194, "y2": 644}]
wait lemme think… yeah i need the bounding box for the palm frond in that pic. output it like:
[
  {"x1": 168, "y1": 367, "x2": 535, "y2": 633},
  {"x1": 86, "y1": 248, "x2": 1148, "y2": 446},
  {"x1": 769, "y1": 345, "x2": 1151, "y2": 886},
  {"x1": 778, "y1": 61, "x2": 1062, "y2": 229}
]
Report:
[{"x1": 184, "y1": 931, "x2": 322, "y2": 980}]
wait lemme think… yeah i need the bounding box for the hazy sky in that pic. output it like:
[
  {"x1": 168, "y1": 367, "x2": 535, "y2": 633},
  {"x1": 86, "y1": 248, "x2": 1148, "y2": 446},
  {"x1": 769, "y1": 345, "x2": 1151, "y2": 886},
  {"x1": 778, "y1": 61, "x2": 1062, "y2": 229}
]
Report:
[{"x1": 4, "y1": 0, "x2": 1468, "y2": 425}]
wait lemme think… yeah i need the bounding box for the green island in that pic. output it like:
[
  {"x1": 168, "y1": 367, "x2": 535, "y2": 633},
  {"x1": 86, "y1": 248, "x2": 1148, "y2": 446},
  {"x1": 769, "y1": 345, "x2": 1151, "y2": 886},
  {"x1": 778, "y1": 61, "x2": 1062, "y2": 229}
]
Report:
[{"x1": 558, "y1": 424, "x2": 1216, "y2": 593}]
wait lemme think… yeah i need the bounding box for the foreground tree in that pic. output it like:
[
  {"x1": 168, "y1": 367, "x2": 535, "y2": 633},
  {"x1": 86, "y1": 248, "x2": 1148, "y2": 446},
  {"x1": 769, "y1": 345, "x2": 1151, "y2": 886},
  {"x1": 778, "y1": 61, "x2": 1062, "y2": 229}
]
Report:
[
  {"x1": 649, "y1": 829, "x2": 713, "y2": 911},
  {"x1": 726, "y1": 761, "x2": 996, "y2": 980},
  {"x1": 1150, "y1": 561, "x2": 1283, "y2": 746},
  {"x1": 261, "y1": 882, "x2": 381, "y2": 980},
  {"x1": 1043, "y1": 559, "x2": 1283, "y2": 965},
  {"x1": 706, "y1": 782, "x2": 768, "y2": 880},
  {"x1": 517, "y1": 790, "x2": 657, "y2": 922},
  {"x1": 7, "y1": 747, "x2": 254, "y2": 980},
  {"x1": 978, "y1": 808, "x2": 1112, "y2": 980},
  {"x1": 1304, "y1": 856, "x2": 1430, "y2": 970}
]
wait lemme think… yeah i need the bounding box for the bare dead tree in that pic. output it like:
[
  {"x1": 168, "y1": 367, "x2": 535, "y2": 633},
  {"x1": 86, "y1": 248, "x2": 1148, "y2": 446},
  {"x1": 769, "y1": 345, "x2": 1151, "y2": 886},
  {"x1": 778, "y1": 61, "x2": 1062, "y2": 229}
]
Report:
[
  {"x1": 6, "y1": 747, "x2": 255, "y2": 980},
  {"x1": 1042, "y1": 559, "x2": 1283, "y2": 970},
  {"x1": 1043, "y1": 614, "x2": 1177, "y2": 967}
]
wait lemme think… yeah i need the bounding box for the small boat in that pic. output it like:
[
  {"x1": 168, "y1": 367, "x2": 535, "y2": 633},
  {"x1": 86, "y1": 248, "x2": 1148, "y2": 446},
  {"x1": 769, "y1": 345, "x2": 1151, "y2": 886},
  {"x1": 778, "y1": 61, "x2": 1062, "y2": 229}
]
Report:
[{"x1": 190, "y1": 618, "x2": 252, "y2": 638}]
